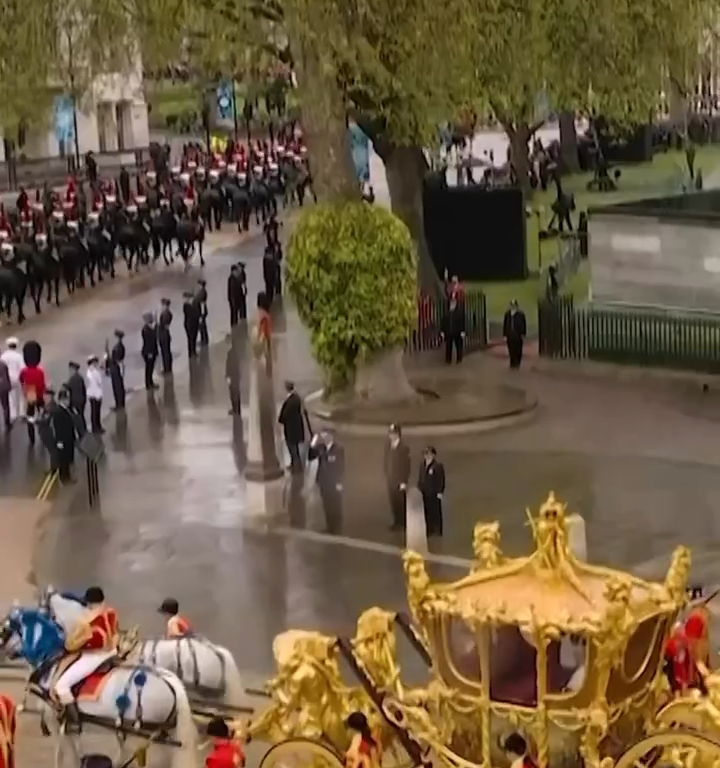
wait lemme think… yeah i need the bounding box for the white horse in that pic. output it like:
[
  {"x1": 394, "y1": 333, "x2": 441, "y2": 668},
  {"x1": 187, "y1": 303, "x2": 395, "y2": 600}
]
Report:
[
  {"x1": 0, "y1": 605, "x2": 199, "y2": 768},
  {"x1": 44, "y1": 590, "x2": 246, "y2": 710}
]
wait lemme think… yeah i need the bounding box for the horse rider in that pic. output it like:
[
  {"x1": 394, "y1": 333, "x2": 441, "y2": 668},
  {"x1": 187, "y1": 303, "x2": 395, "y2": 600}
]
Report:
[
  {"x1": 158, "y1": 598, "x2": 194, "y2": 638},
  {"x1": 54, "y1": 586, "x2": 119, "y2": 729},
  {"x1": 205, "y1": 717, "x2": 245, "y2": 768}
]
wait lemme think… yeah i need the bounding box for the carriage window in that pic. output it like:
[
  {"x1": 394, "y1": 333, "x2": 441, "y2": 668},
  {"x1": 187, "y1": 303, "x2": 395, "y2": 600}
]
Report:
[
  {"x1": 547, "y1": 634, "x2": 587, "y2": 695},
  {"x1": 489, "y1": 625, "x2": 538, "y2": 706},
  {"x1": 445, "y1": 617, "x2": 481, "y2": 681}
]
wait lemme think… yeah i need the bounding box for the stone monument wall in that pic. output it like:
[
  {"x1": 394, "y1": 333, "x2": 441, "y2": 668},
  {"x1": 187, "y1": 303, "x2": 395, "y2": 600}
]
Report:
[{"x1": 589, "y1": 211, "x2": 720, "y2": 311}]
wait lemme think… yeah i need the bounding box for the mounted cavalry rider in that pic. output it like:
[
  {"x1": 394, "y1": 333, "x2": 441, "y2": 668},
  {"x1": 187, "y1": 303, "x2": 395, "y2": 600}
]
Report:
[
  {"x1": 53, "y1": 586, "x2": 119, "y2": 728},
  {"x1": 158, "y1": 598, "x2": 194, "y2": 639}
]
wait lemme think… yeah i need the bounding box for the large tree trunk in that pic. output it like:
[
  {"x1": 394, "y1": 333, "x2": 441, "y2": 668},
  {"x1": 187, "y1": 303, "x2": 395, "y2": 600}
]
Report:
[
  {"x1": 354, "y1": 347, "x2": 419, "y2": 404},
  {"x1": 380, "y1": 143, "x2": 438, "y2": 289},
  {"x1": 559, "y1": 111, "x2": 579, "y2": 173},
  {"x1": 507, "y1": 123, "x2": 531, "y2": 197},
  {"x1": 286, "y1": 6, "x2": 359, "y2": 202}
]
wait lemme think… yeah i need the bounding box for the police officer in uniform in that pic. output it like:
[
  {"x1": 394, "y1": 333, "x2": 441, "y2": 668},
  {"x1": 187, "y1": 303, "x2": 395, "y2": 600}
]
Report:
[
  {"x1": 183, "y1": 291, "x2": 199, "y2": 359},
  {"x1": 65, "y1": 360, "x2": 87, "y2": 432},
  {"x1": 196, "y1": 279, "x2": 209, "y2": 346},
  {"x1": 107, "y1": 329, "x2": 126, "y2": 411},
  {"x1": 227, "y1": 263, "x2": 247, "y2": 327},
  {"x1": 417, "y1": 446, "x2": 446, "y2": 537},
  {"x1": 308, "y1": 428, "x2": 344, "y2": 534},
  {"x1": 158, "y1": 297, "x2": 173, "y2": 375}
]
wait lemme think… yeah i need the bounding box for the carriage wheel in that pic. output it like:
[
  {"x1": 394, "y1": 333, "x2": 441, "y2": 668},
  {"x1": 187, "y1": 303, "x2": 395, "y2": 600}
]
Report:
[
  {"x1": 259, "y1": 738, "x2": 345, "y2": 768},
  {"x1": 613, "y1": 729, "x2": 720, "y2": 768}
]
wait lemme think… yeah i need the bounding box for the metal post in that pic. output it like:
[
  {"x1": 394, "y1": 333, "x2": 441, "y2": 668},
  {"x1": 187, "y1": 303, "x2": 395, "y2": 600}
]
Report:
[
  {"x1": 66, "y1": 30, "x2": 81, "y2": 171},
  {"x1": 232, "y1": 80, "x2": 239, "y2": 140}
]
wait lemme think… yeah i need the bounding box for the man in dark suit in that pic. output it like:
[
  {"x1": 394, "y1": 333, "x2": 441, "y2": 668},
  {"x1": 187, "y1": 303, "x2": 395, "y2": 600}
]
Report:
[
  {"x1": 65, "y1": 360, "x2": 87, "y2": 432},
  {"x1": 141, "y1": 312, "x2": 159, "y2": 390},
  {"x1": 308, "y1": 428, "x2": 344, "y2": 533},
  {"x1": 417, "y1": 446, "x2": 446, "y2": 537},
  {"x1": 503, "y1": 299, "x2": 527, "y2": 369},
  {"x1": 278, "y1": 380, "x2": 305, "y2": 473},
  {"x1": 442, "y1": 295, "x2": 465, "y2": 364},
  {"x1": 383, "y1": 423, "x2": 411, "y2": 531}
]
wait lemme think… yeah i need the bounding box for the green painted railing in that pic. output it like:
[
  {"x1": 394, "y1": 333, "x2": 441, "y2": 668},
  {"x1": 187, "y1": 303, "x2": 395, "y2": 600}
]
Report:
[{"x1": 538, "y1": 296, "x2": 720, "y2": 373}]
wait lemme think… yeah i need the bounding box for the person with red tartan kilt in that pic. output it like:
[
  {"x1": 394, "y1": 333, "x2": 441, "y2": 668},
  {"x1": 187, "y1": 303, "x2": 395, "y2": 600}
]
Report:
[
  {"x1": 205, "y1": 718, "x2": 245, "y2": 768},
  {"x1": 53, "y1": 586, "x2": 119, "y2": 731}
]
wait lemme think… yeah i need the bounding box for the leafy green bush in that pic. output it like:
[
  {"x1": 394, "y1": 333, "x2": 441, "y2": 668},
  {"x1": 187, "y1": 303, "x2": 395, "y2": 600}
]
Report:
[{"x1": 287, "y1": 202, "x2": 417, "y2": 390}]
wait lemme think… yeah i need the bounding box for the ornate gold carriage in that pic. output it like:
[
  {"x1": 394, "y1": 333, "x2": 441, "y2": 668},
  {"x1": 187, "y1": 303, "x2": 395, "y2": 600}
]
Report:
[{"x1": 243, "y1": 493, "x2": 720, "y2": 768}]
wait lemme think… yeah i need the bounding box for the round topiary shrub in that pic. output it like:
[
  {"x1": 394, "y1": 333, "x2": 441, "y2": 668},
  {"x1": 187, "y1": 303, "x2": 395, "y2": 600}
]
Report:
[{"x1": 287, "y1": 201, "x2": 417, "y2": 395}]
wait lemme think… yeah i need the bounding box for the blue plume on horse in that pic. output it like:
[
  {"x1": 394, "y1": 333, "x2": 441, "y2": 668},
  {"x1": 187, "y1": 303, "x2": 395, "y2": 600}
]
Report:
[
  {"x1": 133, "y1": 671, "x2": 148, "y2": 688},
  {"x1": 115, "y1": 693, "x2": 131, "y2": 713},
  {"x1": 11, "y1": 608, "x2": 65, "y2": 667}
]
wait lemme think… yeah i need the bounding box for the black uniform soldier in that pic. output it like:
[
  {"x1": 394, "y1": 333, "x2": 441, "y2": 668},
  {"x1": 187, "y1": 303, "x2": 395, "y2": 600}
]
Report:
[
  {"x1": 53, "y1": 387, "x2": 78, "y2": 484},
  {"x1": 383, "y1": 423, "x2": 411, "y2": 531},
  {"x1": 308, "y1": 428, "x2": 344, "y2": 534},
  {"x1": 182, "y1": 291, "x2": 199, "y2": 359},
  {"x1": 417, "y1": 446, "x2": 446, "y2": 537},
  {"x1": 196, "y1": 279, "x2": 209, "y2": 346},
  {"x1": 278, "y1": 380, "x2": 305, "y2": 473},
  {"x1": 107, "y1": 329, "x2": 126, "y2": 411},
  {"x1": 262, "y1": 246, "x2": 278, "y2": 304},
  {"x1": 227, "y1": 263, "x2": 247, "y2": 327},
  {"x1": 141, "y1": 312, "x2": 159, "y2": 390},
  {"x1": 65, "y1": 360, "x2": 87, "y2": 432},
  {"x1": 158, "y1": 297, "x2": 173, "y2": 375}
]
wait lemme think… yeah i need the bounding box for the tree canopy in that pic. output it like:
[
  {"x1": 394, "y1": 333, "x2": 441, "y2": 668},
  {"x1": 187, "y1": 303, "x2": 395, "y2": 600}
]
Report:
[{"x1": 286, "y1": 202, "x2": 416, "y2": 392}]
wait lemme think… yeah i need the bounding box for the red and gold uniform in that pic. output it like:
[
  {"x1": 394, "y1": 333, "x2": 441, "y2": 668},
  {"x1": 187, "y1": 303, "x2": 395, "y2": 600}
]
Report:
[
  {"x1": 685, "y1": 606, "x2": 710, "y2": 679},
  {"x1": 0, "y1": 695, "x2": 16, "y2": 768},
  {"x1": 65, "y1": 177, "x2": 77, "y2": 203},
  {"x1": 166, "y1": 615, "x2": 193, "y2": 639},
  {"x1": 665, "y1": 624, "x2": 693, "y2": 691},
  {"x1": 345, "y1": 733, "x2": 381, "y2": 768},
  {"x1": 206, "y1": 738, "x2": 245, "y2": 768},
  {"x1": 66, "y1": 605, "x2": 119, "y2": 653}
]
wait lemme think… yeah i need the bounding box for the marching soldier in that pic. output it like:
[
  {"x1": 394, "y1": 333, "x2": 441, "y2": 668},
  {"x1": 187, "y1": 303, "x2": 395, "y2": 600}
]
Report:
[
  {"x1": 196, "y1": 279, "x2": 209, "y2": 346},
  {"x1": 183, "y1": 291, "x2": 200, "y2": 359},
  {"x1": 158, "y1": 298, "x2": 173, "y2": 375},
  {"x1": 158, "y1": 597, "x2": 194, "y2": 638},
  {"x1": 54, "y1": 586, "x2": 119, "y2": 732},
  {"x1": 107, "y1": 329, "x2": 126, "y2": 411}
]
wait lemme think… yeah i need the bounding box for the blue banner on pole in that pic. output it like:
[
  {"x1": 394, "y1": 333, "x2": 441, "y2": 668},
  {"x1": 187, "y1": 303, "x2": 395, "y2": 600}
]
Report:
[
  {"x1": 216, "y1": 80, "x2": 235, "y2": 121},
  {"x1": 349, "y1": 122, "x2": 370, "y2": 182},
  {"x1": 53, "y1": 95, "x2": 75, "y2": 144}
]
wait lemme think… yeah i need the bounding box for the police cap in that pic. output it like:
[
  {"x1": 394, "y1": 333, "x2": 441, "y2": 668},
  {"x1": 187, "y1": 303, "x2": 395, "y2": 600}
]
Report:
[
  {"x1": 68, "y1": 360, "x2": 80, "y2": 370},
  {"x1": 114, "y1": 329, "x2": 125, "y2": 338},
  {"x1": 198, "y1": 278, "x2": 207, "y2": 286},
  {"x1": 182, "y1": 291, "x2": 194, "y2": 299},
  {"x1": 161, "y1": 297, "x2": 171, "y2": 306},
  {"x1": 158, "y1": 597, "x2": 179, "y2": 615}
]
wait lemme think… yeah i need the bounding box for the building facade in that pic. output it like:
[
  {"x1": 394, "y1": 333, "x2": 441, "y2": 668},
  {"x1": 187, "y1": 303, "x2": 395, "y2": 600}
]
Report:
[{"x1": 0, "y1": 62, "x2": 150, "y2": 162}]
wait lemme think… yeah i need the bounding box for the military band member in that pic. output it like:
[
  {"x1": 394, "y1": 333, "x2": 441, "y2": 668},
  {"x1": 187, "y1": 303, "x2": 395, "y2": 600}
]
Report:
[
  {"x1": 158, "y1": 597, "x2": 194, "y2": 638},
  {"x1": 417, "y1": 446, "x2": 446, "y2": 537},
  {"x1": 158, "y1": 297, "x2": 173, "y2": 375},
  {"x1": 196, "y1": 279, "x2": 209, "y2": 346},
  {"x1": 107, "y1": 329, "x2": 126, "y2": 411},
  {"x1": 54, "y1": 586, "x2": 119, "y2": 730}
]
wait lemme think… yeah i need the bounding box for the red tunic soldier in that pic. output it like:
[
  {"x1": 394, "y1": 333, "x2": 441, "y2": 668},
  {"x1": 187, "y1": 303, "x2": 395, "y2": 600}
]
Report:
[
  {"x1": 205, "y1": 719, "x2": 245, "y2": 768},
  {"x1": 65, "y1": 176, "x2": 77, "y2": 203},
  {"x1": 0, "y1": 695, "x2": 16, "y2": 768}
]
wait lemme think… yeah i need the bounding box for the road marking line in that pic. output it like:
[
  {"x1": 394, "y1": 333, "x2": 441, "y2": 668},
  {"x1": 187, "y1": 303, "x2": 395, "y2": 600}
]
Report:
[{"x1": 271, "y1": 525, "x2": 472, "y2": 569}]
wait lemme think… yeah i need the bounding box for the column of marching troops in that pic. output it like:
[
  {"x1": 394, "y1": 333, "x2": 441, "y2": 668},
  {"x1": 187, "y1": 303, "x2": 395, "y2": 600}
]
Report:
[
  {"x1": 0, "y1": 137, "x2": 313, "y2": 323},
  {"x1": 0, "y1": 138, "x2": 300, "y2": 481}
]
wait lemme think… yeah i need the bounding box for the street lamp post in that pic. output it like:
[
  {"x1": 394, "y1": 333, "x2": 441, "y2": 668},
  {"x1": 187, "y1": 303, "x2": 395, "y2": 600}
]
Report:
[{"x1": 66, "y1": 29, "x2": 81, "y2": 172}]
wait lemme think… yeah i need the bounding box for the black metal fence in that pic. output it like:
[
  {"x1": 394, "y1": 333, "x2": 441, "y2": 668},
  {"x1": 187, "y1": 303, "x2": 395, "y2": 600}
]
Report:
[
  {"x1": 538, "y1": 296, "x2": 720, "y2": 373},
  {"x1": 407, "y1": 290, "x2": 488, "y2": 354}
]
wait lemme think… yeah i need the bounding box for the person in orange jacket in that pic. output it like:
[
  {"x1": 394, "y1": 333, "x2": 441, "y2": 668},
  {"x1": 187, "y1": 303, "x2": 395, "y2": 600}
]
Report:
[{"x1": 205, "y1": 718, "x2": 245, "y2": 768}]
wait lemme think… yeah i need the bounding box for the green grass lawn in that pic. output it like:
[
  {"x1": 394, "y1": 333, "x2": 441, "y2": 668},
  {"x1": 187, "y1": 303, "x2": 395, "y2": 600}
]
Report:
[{"x1": 477, "y1": 145, "x2": 720, "y2": 326}]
